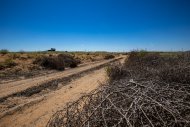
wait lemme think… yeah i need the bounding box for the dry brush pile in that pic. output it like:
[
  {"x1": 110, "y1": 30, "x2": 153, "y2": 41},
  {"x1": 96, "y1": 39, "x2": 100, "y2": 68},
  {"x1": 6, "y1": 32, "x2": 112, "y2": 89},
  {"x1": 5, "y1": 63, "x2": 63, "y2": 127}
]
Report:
[
  {"x1": 33, "y1": 54, "x2": 81, "y2": 70},
  {"x1": 47, "y1": 52, "x2": 190, "y2": 127}
]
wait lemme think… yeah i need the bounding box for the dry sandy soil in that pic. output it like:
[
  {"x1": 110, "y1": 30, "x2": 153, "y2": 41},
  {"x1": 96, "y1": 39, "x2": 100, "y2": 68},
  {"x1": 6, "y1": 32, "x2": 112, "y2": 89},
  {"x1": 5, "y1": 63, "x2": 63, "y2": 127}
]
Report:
[{"x1": 0, "y1": 57, "x2": 125, "y2": 127}]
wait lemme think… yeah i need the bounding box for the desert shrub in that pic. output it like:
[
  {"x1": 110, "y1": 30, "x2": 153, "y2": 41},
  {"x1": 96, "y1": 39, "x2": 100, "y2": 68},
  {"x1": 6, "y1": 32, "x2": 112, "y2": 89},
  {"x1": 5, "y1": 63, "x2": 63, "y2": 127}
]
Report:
[
  {"x1": 124, "y1": 51, "x2": 161, "y2": 78},
  {"x1": 33, "y1": 56, "x2": 65, "y2": 70},
  {"x1": 0, "y1": 59, "x2": 17, "y2": 70},
  {"x1": 104, "y1": 54, "x2": 115, "y2": 59},
  {"x1": 26, "y1": 54, "x2": 36, "y2": 59},
  {"x1": 106, "y1": 62, "x2": 127, "y2": 81},
  {"x1": 10, "y1": 53, "x2": 20, "y2": 59},
  {"x1": 126, "y1": 51, "x2": 160, "y2": 65},
  {"x1": 48, "y1": 51, "x2": 190, "y2": 127},
  {"x1": 33, "y1": 54, "x2": 81, "y2": 70},
  {"x1": 125, "y1": 51, "x2": 190, "y2": 81},
  {"x1": 137, "y1": 50, "x2": 148, "y2": 57},
  {"x1": 48, "y1": 78, "x2": 190, "y2": 127},
  {"x1": 19, "y1": 56, "x2": 28, "y2": 60},
  {"x1": 0, "y1": 49, "x2": 9, "y2": 55},
  {"x1": 4, "y1": 59, "x2": 17, "y2": 67},
  {"x1": 159, "y1": 66, "x2": 190, "y2": 84},
  {"x1": 177, "y1": 52, "x2": 190, "y2": 62},
  {"x1": 58, "y1": 54, "x2": 81, "y2": 68}
]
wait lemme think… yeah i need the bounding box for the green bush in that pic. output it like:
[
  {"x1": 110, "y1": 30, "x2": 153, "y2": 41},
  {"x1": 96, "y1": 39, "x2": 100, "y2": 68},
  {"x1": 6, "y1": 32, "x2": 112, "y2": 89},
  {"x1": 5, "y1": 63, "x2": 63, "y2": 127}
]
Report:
[{"x1": 0, "y1": 49, "x2": 9, "y2": 55}]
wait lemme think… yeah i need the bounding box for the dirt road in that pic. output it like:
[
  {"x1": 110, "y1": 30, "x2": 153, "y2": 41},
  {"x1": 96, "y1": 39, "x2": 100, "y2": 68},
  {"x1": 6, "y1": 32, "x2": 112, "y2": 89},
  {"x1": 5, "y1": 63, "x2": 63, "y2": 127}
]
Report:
[
  {"x1": 0, "y1": 58, "x2": 120, "y2": 99},
  {"x1": 0, "y1": 57, "x2": 125, "y2": 127}
]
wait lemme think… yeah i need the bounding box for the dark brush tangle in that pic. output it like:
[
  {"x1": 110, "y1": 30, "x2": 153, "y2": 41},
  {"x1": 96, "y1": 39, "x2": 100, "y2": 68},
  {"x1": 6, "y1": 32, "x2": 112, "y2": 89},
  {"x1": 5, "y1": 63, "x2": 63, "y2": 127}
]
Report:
[
  {"x1": 33, "y1": 54, "x2": 81, "y2": 70},
  {"x1": 47, "y1": 52, "x2": 190, "y2": 127}
]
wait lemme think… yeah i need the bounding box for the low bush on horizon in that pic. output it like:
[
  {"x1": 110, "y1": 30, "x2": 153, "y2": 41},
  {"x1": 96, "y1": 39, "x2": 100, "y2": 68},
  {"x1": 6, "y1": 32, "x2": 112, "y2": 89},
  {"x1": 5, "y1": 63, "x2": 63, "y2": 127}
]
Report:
[
  {"x1": 0, "y1": 51, "x2": 119, "y2": 77},
  {"x1": 33, "y1": 54, "x2": 81, "y2": 70},
  {"x1": 0, "y1": 49, "x2": 9, "y2": 55}
]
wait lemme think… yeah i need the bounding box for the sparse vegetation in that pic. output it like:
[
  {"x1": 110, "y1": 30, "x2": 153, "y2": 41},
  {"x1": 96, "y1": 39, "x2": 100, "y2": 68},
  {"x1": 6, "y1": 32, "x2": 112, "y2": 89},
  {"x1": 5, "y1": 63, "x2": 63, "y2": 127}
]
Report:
[
  {"x1": 9, "y1": 53, "x2": 20, "y2": 59},
  {"x1": 47, "y1": 51, "x2": 190, "y2": 127},
  {"x1": 105, "y1": 62, "x2": 126, "y2": 81},
  {"x1": 0, "y1": 49, "x2": 9, "y2": 55},
  {"x1": 0, "y1": 50, "x2": 119, "y2": 79},
  {"x1": 159, "y1": 66, "x2": 190, "y2": 84},
  {"x1": 0, "y1": 59, "x2": 17, "y2": 70}
]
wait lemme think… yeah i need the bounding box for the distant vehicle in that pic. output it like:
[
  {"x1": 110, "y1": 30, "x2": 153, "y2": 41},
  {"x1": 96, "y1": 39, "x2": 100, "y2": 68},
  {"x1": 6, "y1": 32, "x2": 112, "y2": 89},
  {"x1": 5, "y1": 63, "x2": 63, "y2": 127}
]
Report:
[{"x1": 48, "y1": 48, "x2": 56, "y2": 51}]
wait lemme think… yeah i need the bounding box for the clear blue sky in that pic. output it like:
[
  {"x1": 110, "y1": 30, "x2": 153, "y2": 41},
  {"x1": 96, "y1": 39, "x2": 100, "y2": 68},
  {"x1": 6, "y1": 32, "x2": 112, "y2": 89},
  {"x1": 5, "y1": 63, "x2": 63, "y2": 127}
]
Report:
[{"x1": 0, "y1": 0, "x2": 190, "y2": 52}]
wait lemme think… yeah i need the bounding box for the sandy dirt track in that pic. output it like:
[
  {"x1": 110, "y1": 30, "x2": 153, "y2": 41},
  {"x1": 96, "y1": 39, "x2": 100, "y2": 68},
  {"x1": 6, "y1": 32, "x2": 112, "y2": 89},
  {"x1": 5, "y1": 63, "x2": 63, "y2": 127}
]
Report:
[
  {"x1": 0, "y1": 58, "x2": 120, "y2": 99},
  {"x1": 0, "y1": 57, "x2": 125, "y2": 127},
  {"x1": 0, "y1": 68, "x2": 107, "y2": 127}
]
